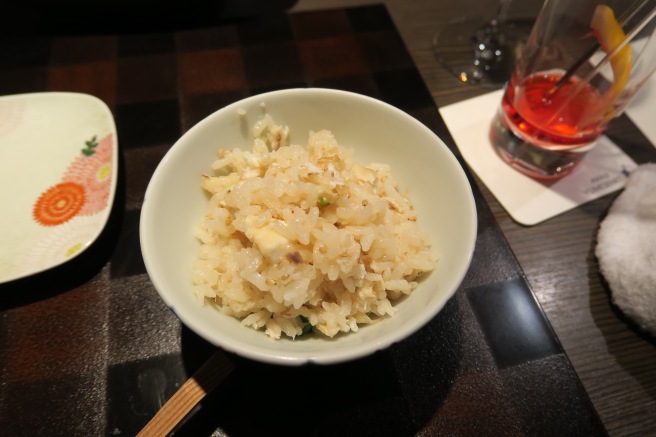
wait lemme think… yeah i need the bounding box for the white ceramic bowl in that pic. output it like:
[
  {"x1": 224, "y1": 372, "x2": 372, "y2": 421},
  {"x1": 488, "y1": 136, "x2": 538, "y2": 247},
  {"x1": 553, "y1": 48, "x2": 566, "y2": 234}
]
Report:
[{"x1": 140, "y1": 88, "x2": 476, "y2": 366}]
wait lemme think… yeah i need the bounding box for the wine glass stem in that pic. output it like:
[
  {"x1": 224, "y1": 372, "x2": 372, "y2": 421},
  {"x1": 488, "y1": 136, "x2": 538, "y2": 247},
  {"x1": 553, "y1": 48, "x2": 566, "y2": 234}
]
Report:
[{"x1": 496, "y1": 0, "x2": 513, "y2": 24}]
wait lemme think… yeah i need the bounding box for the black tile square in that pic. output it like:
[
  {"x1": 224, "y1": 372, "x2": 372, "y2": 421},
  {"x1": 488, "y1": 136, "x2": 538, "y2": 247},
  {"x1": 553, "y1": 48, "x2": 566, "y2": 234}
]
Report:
[
  {"x1": 242, "y1": 41, "x2": 304, "y2": 90},
  {"x1": 236, "y1": 13, "x2": 294, "y2": 45},
  {"x1": 499, "y1": 356, "x2": 608, "y2": 436},
  {"x1": 4, "y1": 373, "x2": 105, "y2": 435},
  {"x1": 346, "y1": 4, "x2": 395, "y2": 32},
  {"x1": 121, "y1": 146, "x2": 168, "y2": 211},
  {"x1": 374, "y1": 68, "x2": 434, "y2": 111},
  {"x1": 312, "y1": 74, "x2": 380, "y2": 99},
  {"x1": 356, "y1": 30, "x2": 414, "y2": 72},
  {"x1": 418, "y1": 371, "x2": 522, "y2": 436},
  {"x1": 467, "y1": 278, "x2": 562, "y2": 369},
  {"x1": 110, "y1": 209, "x2": 145, "y2": 278},
  {"x1": 115, "y1": 99, "x2": 181, "y2": 149},
  {"x1": 298, "y1": 35, "x2": 369, "y2": 82},
  {"x1": 180, "y1": 90, "x2": 248, "y2": 133},
  {"x1": 391, "y1": 294, "x2": 465, "y2": 425},
  {"x1": 0, "y1": 36, "x2": 51, "y2": 69},
  {"x1": 185, "y1": 351, "x2": 412, "y2": 436},
  {"x1": 460, "y1": 198, "x2": 526, "y2": 289},
  {"x1": 289, "y1": 9, "x2": 353, "y2": 41},
  {"x1": 47, "y1": 61, "x2": 117, "y2": 109},
  {"x1": 107, "y1": 274, "x2": 182, "y2": 365},
  {"x1": 178, "y1": 48, "x2": 247, "y2": 96},
  {"x1": 117, "y1": 54, "x2": 177, "y2": 104},
  {"x1": 0, "y1": 67, "x2": 47, "y2": 95},
  {"x1": 50, "y1": 36, "x2": 117, "y2": 65},
  {"x1": 106, "y1": 354, "x2": 187, "y2": 436},
  {"x1": 247, "y1": 82, "x2": 308, "y2": 97},
  {"x1": 176, "y1": 25, "x2": 239, "y2": 52},
  {"x1": 118, "y1": 33, "x2": 176, "y2": 57}
]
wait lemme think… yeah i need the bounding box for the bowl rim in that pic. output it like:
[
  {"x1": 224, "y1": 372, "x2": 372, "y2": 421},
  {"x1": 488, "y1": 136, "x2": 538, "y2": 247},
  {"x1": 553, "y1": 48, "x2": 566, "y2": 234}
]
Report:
[{"x1": 140, "y1": 87, "x2": 477, "y2": 365}]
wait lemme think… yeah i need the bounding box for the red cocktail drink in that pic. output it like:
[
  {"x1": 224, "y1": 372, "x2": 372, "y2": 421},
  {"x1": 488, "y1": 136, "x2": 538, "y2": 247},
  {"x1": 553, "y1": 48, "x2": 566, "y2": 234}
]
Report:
[
  {"x1": 487, "y1": 0, "x2": 656, "y2": 180},
  {"x1": 490, "y1": 71, "x2": 604, "y2": 178}
]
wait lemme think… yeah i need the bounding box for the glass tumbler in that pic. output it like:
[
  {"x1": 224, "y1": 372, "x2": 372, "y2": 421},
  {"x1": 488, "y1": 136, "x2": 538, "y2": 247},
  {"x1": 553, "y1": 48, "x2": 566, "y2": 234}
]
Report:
[{"x1": 490, "y1": 0, "x2": 656, "y2": 179}]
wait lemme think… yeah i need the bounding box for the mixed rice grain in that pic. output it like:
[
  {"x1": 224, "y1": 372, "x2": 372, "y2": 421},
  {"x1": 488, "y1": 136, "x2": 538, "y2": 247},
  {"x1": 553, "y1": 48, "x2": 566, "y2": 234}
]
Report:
[{"x1": 192, "y1": 114, "x2": 437, "y2": 339}]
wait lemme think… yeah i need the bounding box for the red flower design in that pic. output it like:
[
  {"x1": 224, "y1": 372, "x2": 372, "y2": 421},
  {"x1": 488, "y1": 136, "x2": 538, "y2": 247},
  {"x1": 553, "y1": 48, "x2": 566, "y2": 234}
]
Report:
[{"x1": 33, "y1": 182, "x2": 86, "y2": 226}]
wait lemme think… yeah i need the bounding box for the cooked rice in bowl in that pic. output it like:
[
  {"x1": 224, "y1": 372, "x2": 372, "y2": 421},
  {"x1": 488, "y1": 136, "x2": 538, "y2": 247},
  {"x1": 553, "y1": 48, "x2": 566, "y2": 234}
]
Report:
[
  {"x1": 192, "y1": 115, "x2": 437, "y2": 339},
  {"x1": 141, "y1": 88, "x2": 477, "y2": 365}
]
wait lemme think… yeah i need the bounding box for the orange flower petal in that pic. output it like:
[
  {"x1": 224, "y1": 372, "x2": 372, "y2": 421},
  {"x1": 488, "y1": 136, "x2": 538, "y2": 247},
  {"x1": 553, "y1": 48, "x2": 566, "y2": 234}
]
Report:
[{"x1": 33, "y1": 182, "x2": 86, "y2": 226}]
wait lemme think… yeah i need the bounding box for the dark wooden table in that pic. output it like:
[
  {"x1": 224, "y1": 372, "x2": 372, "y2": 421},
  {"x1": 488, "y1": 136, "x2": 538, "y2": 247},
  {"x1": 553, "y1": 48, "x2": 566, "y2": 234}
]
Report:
[{"x1": 0, "y1": 1, "x2": 654, "y2": 436}]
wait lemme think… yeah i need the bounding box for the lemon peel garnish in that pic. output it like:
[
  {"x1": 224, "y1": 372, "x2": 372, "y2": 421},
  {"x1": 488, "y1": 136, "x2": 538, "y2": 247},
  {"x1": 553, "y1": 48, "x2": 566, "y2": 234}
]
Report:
[{"x1": 590, "y1": 4, "x2": 632, "y2": 121}]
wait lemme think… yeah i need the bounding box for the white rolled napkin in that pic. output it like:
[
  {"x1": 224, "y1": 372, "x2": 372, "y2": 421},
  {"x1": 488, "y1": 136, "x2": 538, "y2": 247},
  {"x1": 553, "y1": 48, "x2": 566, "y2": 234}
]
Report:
[{"x1": 596, "y1": 163, "x2": 656, "y2": 335}]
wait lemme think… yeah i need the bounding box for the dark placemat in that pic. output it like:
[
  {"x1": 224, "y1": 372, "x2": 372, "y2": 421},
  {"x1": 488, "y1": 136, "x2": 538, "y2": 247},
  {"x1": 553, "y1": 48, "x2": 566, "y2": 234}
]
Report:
[{"x1": 0, "y1": 4, "x2": 606, "y2": 436}]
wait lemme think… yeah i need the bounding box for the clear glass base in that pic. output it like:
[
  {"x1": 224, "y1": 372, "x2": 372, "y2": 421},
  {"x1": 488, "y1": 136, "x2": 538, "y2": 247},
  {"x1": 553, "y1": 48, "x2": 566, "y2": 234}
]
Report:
[{"x1": 489, "y1": 111, "x2": 592, "y2": 179}]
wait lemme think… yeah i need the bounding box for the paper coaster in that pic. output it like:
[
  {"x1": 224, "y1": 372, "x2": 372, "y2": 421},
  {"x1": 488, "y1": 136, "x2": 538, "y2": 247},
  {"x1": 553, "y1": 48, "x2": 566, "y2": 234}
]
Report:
[
  {"x1": 624, "y1": 74, "x2": 656, "y2": 149},
  {"x1": 439, "y1": 90, "x2": 637, "y2": 226}
]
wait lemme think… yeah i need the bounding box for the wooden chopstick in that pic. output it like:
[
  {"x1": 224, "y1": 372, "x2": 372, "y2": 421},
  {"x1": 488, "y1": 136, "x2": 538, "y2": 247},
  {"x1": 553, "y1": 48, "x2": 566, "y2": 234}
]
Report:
[{"x1": 137, "y1": 351, "x2": 235, "y2": 437}]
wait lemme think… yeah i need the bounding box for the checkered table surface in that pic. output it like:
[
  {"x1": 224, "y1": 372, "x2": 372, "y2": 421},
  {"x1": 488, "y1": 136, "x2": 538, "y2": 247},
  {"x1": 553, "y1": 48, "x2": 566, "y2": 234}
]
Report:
[{"x1": 0, "y1": 5, "x2": 606, "y2": 436}]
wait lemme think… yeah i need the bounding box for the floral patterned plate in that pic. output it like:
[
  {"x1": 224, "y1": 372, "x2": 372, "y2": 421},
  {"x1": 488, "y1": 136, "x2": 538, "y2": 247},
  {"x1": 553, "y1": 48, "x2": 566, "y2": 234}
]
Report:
[{"x1": 0, "y1": 92, "x2": 118, "y2": 284}]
